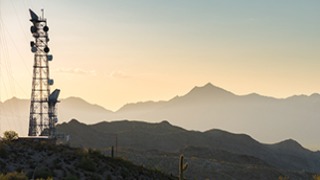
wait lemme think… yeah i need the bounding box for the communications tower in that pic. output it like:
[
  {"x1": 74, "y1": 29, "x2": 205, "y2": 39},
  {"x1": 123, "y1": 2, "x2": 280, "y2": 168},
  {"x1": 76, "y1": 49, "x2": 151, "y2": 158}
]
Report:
[{"x1": 28, "y1": 9, "x2": 60, "y2": 138}]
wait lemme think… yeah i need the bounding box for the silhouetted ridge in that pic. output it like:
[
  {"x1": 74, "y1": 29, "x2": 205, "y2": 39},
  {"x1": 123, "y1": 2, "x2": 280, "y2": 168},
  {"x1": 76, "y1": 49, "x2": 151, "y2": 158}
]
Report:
[
  {"x1": 205, "y1": 129, "x2": 254, "y2": 139},
  {"x1": 159, "y1": 120, "x2": 171, "y2": 125},
  {"x1": 68, "y1": 119, "x2": 82, "y2": 125},
  {"x1": 90, "y1": 120, "x2": 186, "y2": 135},
  {"x1": 117, "y1": 100, "x2": 166, "y2": 112},
  {"x1": 242, "y1": 93, "x2": 275, "y2": 101},
  {"x1": 57, "y1": 119, "x2": 320, "y2": 175},
  {"x1": 204, "y1": 129, "x2": 261, "y2": 151},
  {"x1": 63, "y1": 96, "x2": 113, "y2": 112},
  {"x1": 180, "y1": 83, "x2": 236, "y2": 102},
  {"x1": 4, "y1": 96, "x2": 20, "y2": 102},
  {"x1": 191, "y1": 83, "x2": 234, "y2": 95},
  {"x1": 310, "y1": 93, "x2": 320, "y2": 98},
  {"x1": 64, "y1": 96, "x2": 89, "y2": 104},
  {"x1": 273, "y1": 139, "x2": 305, "y2": 151}
]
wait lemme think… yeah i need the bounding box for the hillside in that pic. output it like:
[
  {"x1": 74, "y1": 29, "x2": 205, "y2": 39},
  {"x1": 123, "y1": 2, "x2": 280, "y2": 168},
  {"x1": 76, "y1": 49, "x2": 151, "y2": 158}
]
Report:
[
  {"x1": 111, "y1": 83, "x2": 320, "y2": 150},
  {"x1": 57, "y1": 119, "x2": 320, "y2": 179},
  {"x1": 0, "y1": 139, "x2": 175, "y2": 180}
]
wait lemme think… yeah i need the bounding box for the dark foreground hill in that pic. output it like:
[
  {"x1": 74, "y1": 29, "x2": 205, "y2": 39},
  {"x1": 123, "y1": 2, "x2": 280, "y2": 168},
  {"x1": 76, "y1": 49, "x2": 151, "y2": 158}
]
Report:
[
  {"x1": 57, "y1": 119, "x2": 320, "y2": 179},
  {"x1": 0, "y1": 139, "x2": 175, "y2": 180}
]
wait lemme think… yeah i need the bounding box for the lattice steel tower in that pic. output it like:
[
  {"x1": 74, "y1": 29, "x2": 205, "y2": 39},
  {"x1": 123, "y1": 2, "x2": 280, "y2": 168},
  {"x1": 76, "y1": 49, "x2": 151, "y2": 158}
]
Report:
[{"x1": 28, "y1": 9, "x2": 60, "y2": 138}]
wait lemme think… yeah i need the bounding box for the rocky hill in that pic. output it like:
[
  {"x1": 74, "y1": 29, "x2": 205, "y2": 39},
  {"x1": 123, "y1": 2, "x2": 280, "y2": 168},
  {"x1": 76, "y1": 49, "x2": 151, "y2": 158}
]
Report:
[
  {"x1": 57, "y1": 119, "x2": 320, "y2": 179},
  {"x1": 0, "y1": 139, "x2": 175, "y2": 180}
]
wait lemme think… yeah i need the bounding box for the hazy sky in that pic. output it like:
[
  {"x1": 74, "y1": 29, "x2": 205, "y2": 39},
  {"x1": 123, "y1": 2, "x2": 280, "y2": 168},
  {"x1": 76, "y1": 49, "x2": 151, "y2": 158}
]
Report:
[{"x1": 1, "y1": 0, "x2": 320, "y2": 111}]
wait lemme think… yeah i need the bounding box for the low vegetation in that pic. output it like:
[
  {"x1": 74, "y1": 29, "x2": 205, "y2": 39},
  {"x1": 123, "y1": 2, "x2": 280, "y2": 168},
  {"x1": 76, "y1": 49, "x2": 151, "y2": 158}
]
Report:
[
  {"x1": 0, "y1": 138, "x2": 175, "y2": 180},
  {"x1": 2, "y1": 131, "x2": 19, "y2": 141},
  {"x1": 57, "y1": 120, "x2": 320, "y2": 179}
]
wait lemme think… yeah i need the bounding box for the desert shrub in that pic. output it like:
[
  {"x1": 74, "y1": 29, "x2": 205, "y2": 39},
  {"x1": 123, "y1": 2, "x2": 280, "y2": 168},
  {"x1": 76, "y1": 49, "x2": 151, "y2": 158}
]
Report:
[
  {"x1": 106, "y1": 174, "x2": 112, "y2": 180},
  {"x1": 63, "y1": 174, "x2": 78, "y2": 180},
  {"x1": 88, "y1": 149, "x2": 104, "y2": 159},
  {"x1": 28, "y1": 161, "x2": 37, "y2": 169},
  {"x1": 53, "y1": 158, "x2": 62, "y2": 169},
  {"x1": 75, "y1": 148, "x2": 88, "y2": 157},
  {"x1": 0, "y1": 161, "x2": 6, "y2": 170},
  {"x1": 77, "y1": 157, "x2": 96, "y2": 172},
  {"x1": 2, "y1": 131, "x2": 18, "y2": 141},
  {"x1": 87, "y1": 173, "x2": 102, "y2": 180},
  {"x1": 0, "y1": 172, "x2": 28, "y2": 180},
  {"x1": 33, "y1": 167, "x2": 53, "y2": 179},
  {"x1": 278, "y1": 176, "x2": 289, "y2": 180},
  {"x1": 120, "y1": 167, "x2": 131, "y2": 179}
]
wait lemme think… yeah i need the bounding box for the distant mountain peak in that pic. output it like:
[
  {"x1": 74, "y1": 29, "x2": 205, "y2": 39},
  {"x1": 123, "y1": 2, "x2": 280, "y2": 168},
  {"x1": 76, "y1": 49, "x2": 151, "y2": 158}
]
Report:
[
  {"x1": 195, "y1": 82, "x2": 217, "y2": 89},
  {"x1": 194, "y1": 83, "x2": 234, "y2": 93},
  {"x1": 185, "y1": 83, "x2": 235, "y2": 99},
  {"x1": 203, "y1": 82, "x2": 214, "y2": 88}
]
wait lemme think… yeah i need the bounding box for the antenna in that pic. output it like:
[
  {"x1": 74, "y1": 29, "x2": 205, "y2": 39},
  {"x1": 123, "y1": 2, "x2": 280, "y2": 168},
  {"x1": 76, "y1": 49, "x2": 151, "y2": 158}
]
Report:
[
  {"x1": 28, "y1": 9, "x2": 60, "y2": 138},
  {"x1": 41, "y1": 9, "x2": 44, "y2": 20}
]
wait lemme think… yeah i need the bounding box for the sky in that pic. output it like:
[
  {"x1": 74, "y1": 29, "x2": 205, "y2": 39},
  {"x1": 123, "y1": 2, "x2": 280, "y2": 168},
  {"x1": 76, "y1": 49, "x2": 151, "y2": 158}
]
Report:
[{"x1": 0, "y1": 0, "x2": 320, "y2": 111}]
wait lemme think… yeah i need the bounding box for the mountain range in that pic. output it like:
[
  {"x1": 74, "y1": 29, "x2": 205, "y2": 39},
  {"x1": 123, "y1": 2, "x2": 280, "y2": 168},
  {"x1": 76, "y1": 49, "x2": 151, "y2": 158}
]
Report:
[
  {"x1": 1, "y1": 83, "x2": 320, "y2": 150},
  {"x1": 56, "y1": 119, "x2": 320, "y2": 179}
]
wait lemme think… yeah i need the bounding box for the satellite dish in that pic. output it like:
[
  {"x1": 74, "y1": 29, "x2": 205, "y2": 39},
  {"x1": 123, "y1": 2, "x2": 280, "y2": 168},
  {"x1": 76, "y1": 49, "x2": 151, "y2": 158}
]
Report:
[
  {"x1": 30, "y1": 26, "x2": 37, "y2": 33},
  {"x1": 44, "y1": 47, "x2": 50, "y2": 53},
  {"x1": 48, "y1": 79, "x2": 54, "y2": 85},
  {"x1": 47, "y1": 55, "x2": 53, "y2": 61},
  {"x1": 43, "y1": 26, "x2": 49, "y2": 32},
  {"x1": 29, "y1": 9, "x2": 39, "y2": 22},
  {"x1": 31, "y1": 47, "x2": 37, "y2": 53}
]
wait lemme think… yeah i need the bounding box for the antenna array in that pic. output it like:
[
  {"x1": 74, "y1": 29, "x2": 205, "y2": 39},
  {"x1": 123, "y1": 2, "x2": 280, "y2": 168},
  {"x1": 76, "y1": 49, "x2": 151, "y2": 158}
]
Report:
[{"x1": 28, "y1": 9, "x2": 60, "y2": 138}]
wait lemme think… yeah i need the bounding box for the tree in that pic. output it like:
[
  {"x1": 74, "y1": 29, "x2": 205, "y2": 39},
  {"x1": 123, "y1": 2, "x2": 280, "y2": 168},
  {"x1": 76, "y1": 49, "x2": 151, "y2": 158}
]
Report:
[{"x1": 3, "y1": 131, "x2": 18, "y2": 141}]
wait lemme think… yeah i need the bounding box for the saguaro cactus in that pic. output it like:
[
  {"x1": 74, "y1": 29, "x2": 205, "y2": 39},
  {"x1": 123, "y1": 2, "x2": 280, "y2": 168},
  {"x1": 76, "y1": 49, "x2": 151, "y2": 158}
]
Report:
[
  {"x1": 111, "y1": 146, "x2": 114, "y2": 158},
  {"x1": 179, "y1": 154, "x2": 188, "y2": 180}
]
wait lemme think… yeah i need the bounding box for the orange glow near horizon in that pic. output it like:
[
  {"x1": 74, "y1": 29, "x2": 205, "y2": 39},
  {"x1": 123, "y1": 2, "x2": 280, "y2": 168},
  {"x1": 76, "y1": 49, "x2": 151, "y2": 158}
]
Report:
[{"x1": 0, "y1": 0, "x2": 320, "y2": 111}]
